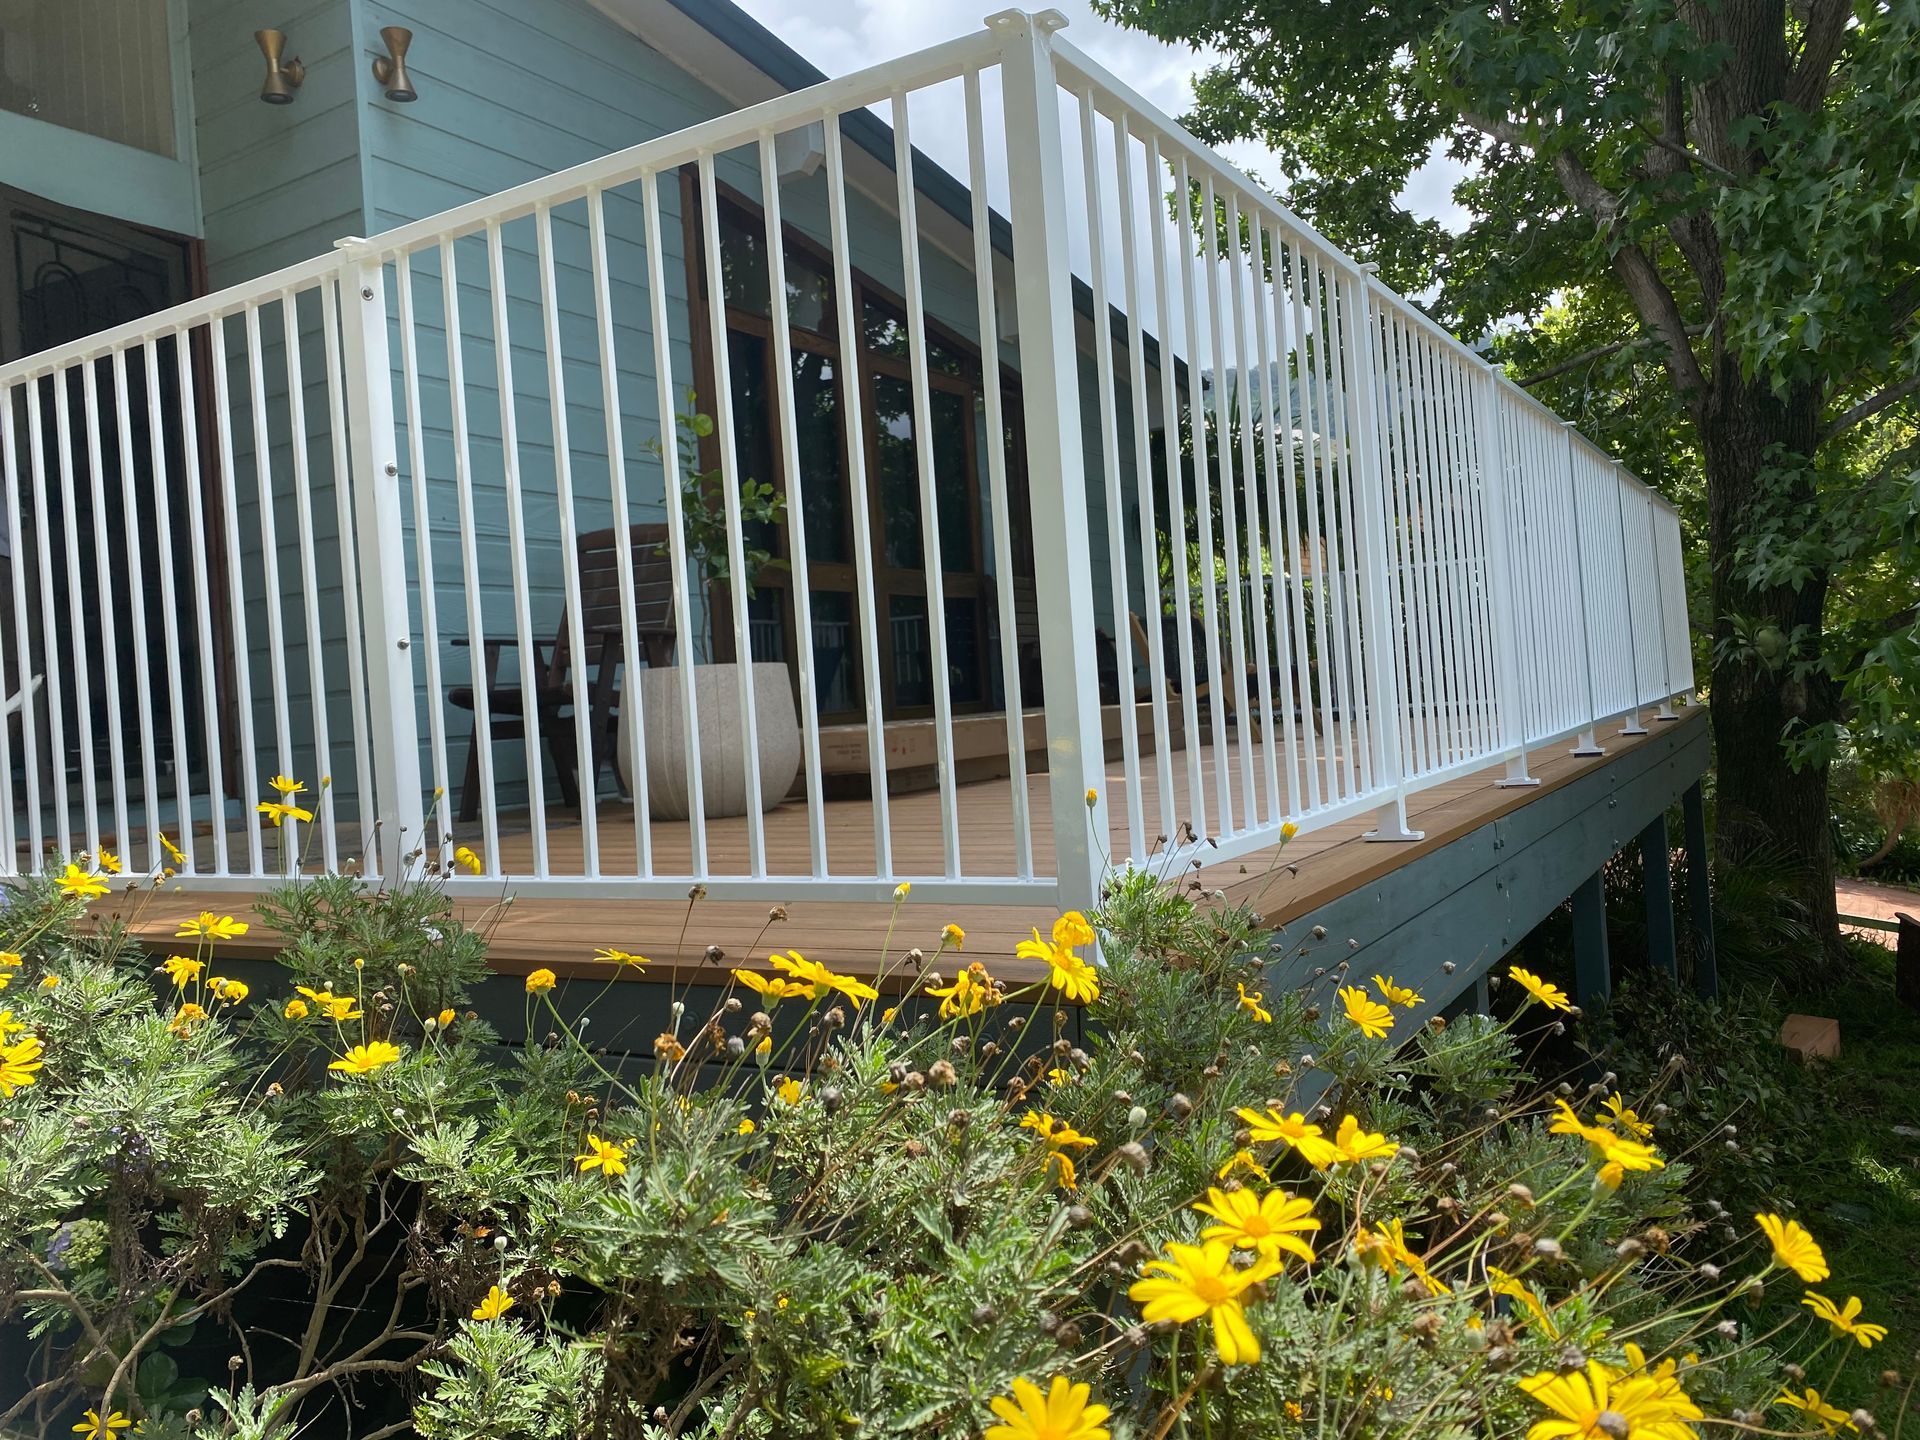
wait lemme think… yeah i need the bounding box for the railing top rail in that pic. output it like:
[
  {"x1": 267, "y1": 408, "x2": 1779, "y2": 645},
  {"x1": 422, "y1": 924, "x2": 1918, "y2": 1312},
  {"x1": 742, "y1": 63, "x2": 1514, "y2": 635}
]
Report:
[
  {"x1": 356, "y1": 28, "x2": 1003, "y2": 264},
  {"x1": 0, "y1": 250, "x2": 343, "y2": 386},
  {"x1": 0, "y1": 28, "x2": 1001, "y2": 388},
  {"x1": 1047, "y1": 23, "x2": 1678, "y2": 520}
]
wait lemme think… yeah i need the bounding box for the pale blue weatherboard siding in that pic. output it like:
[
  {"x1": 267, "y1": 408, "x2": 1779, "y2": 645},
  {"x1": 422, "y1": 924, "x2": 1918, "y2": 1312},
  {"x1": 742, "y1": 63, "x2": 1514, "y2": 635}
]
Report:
[{"x1": 188, "y1": 0, "x2": 375, "y2": 824}]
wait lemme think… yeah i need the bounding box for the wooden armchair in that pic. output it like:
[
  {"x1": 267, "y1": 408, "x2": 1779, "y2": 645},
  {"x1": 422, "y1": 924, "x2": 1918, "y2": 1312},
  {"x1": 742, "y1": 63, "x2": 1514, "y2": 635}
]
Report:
[{"x1": 447, "y1": 524, "x2": 677, "y2": 821}]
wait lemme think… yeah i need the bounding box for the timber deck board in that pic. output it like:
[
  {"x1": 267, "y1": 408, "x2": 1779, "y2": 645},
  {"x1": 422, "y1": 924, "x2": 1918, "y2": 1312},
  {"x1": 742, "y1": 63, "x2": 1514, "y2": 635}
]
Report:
[{"x1": 108, "y1": 710, "x2": 1703, "y2": 986}]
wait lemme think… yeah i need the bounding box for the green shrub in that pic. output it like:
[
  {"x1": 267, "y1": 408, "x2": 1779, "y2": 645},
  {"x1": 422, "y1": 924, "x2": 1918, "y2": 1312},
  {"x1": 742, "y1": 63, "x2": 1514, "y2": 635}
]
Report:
[{"x1": 0, "y1": 847, "x2": 1908, "y2": 1439}]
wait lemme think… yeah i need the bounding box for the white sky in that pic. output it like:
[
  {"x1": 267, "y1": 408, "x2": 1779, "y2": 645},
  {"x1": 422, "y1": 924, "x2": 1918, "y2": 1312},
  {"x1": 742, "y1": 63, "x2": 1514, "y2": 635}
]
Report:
[{"x1": 728, "y1": 0, "x2": 1470, "y2": 230}]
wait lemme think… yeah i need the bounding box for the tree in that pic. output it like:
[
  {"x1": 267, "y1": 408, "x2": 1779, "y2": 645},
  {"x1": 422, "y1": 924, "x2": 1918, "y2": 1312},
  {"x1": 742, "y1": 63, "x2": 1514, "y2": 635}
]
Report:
[{"x1": 1094, "y1": 0, "x2": 1920, "y2": 949}]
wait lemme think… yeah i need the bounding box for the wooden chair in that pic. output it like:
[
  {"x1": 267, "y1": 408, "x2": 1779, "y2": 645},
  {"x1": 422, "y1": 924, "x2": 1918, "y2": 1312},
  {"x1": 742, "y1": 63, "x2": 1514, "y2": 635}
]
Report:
[
  {"x1": 448, "y1": 524, "x2": 677, "y2": 822},
  {"x1": 1128, "y1": 609, "x2": 1320, "y2": 740}
]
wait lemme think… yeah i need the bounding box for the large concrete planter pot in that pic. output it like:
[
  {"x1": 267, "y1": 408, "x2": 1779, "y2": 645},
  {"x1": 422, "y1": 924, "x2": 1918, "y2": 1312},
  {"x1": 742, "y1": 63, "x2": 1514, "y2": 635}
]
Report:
[{"x1": 619, "y1": 661, "x2": 801, "y2": 819}]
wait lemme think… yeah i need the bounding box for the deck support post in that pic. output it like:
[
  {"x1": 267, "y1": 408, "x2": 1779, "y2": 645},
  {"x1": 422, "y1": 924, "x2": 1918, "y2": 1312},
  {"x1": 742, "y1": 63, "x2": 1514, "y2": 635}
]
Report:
[
  {"x1": 1571, "y1": 869, "x2": 1610, "y2": 1007},
  {"x1": 994, "y1": 10, "x2": 1105, "y2": 913},
  {"x1": 1640, "y1": 812, "x2": 1677, "y2": 980},
  {"x1": 1681, "y1": 780, "x2": 1717, "y2": 997},
  {"x1": 334, "y1": 242, "x2": 425, "y2": 883}
]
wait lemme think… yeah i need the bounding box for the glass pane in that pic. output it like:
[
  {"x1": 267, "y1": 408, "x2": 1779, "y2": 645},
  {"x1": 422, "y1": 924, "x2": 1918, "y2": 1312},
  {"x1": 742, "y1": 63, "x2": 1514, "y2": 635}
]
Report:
[
  {"x1": 862, "y1": 294, "x2": 909, "y2": 359},
  {"x1": 747, "y1": 589, "x2": 785, "y2": 663},
  {"x1": 809, "y1": 590, "x2": 858, "y2": 716},
  {"x1": 725, "y1": 329, "x2": 780, "y2": 562},
  {"x1": 786, "y1": 249, "x2": 832, "y2": 335},
  {"x1": 873, "y1": 373, "x2": 921, "y2": 570},
  {"x1": 718, "y1": 206, "x2": 770, "y2": 316},
  {"x1": 791, "y1": 347, "x2": 848, "y2": 564},
  {"x1": 0, "y1": 0, "x2": 175, "y2": 156},
  {"x1": 860, "y1": 293, "x2": 966, "y2": 375},
  {"x1": 889, "y1": 594, "x2": 930, "y2": 711},
  {"x1": 930, "y1": 389, "x2": 975, "y2": 574},
  {"x1": 944, "y1": 597, "x2": 982, "y2": 705}
]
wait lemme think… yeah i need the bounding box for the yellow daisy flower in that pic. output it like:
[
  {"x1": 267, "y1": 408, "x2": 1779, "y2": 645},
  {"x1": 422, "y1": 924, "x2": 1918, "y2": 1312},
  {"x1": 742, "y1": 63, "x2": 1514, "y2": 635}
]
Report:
[
  {"x1": 575, "y1": 1133, "x2": 628, "y2": 1177},
  {"x1": 1337, "y1": 985, "x2": 1393, "y2": 1040},
  {"x1": 1756, "y1": 1213, "x2": 1829, "y2": 1283},
  {"x1": 328, "y1": 1041, "x2": 403, "y2": 1075},
  {"x1": 1237, "y1": 983, "x2": 1272, "y2": 1023},
  {"x1": 1373, "y1": 974, "x2": 1423, "y2": 1008},
  {"x1": 1509, "y1": 966, "x2": 1573, "y2": 1011},
  {"x1": 1129, "y1": 1238, "x2": 1280, "y2": 1366},
  {"x1": 471, "y1": 1284, "x2": 514, "y2": 1321},
  {"x1": 1193, "y1": 1185, "x2": 1319, "y2": 1263},
  {"x1": 1801, "y1": 1292, "x2": 1887, "y2": 1348},
  {"x1": 985, "y1": 1375, "x2": 1111, "y2": 1440}
]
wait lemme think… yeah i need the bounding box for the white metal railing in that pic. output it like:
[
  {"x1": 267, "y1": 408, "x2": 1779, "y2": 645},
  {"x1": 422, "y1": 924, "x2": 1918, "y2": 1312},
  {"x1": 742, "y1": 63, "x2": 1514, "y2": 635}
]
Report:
[{"x1": 0, "y1": 10, "x2": 1692, "y2": 909}]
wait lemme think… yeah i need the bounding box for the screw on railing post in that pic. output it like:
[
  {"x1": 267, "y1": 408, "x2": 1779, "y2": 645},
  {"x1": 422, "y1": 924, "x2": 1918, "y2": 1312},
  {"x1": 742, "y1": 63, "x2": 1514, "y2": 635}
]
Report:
[
  {"x1": 1347, "y1": 271, "x2": 1421, "y2": 842},
  {"x1": 333, "y1": 237, "x2": 425, "y2": 880},
  {"x1": 1608, "y1": 455, "x2": 1649, "y2": 737},
  {"x1": 1475, "y1": 367, "x2": 1539, "y2": 787},
  {"x1": 989, "y1": 7, "x2": 1106, "y2": 912},
  {"x1": 1563, "y1": 422, "x2": 1606, "y2": 756}
]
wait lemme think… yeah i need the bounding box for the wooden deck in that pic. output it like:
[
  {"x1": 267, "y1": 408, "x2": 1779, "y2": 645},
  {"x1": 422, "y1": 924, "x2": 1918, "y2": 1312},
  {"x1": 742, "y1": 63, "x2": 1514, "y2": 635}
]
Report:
[{"x1": 113, "y1": 711, "x2": 1705, "y2": 990}]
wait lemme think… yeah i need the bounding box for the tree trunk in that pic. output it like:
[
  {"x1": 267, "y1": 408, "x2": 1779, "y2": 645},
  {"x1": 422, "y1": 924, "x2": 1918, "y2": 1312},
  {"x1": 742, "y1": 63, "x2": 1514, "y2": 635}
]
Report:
[{"x1": 1701, "y1": 373, "x2": 1843, "y2": 955}]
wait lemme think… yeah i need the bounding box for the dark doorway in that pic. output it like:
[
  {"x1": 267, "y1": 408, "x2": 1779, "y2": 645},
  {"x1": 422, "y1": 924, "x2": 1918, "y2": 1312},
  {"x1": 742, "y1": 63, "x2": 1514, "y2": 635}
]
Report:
[{"x1": 1, "y1": 186, "x2": 204, "y2": 847}]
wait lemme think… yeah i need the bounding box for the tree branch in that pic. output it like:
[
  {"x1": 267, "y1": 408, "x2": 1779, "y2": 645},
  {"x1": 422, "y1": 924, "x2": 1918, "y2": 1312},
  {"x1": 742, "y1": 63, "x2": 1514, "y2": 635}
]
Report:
[
  {"x1": 1517, "y1": 321, "x2": 1714, "y2": 388},
  {"x1": 1550, "y1": 150, "x2": 1711, "y2": 403},
  {"x1": 1790, "y1": 0, "x2": 1852, "y2": 110},
  {"x1": 1822, "y1": 374, "x2": 1920, "y2": 440}
]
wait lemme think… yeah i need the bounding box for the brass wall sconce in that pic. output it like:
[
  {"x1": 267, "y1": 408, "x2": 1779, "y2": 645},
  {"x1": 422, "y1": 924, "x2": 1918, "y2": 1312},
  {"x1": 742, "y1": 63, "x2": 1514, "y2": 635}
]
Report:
[
  {"x1": 255, "y1": 29, "x2": 305, "y2": 105},
  {"x1": 371, "y1": 27, "x2": 417, "y2": 102}
]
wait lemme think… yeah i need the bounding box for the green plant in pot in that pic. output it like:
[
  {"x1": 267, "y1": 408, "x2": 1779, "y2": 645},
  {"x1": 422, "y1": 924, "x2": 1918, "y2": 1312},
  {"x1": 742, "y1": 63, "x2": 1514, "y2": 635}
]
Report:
[{"x1": 617, "y1": 395, "x2": 803, "y2": 820}]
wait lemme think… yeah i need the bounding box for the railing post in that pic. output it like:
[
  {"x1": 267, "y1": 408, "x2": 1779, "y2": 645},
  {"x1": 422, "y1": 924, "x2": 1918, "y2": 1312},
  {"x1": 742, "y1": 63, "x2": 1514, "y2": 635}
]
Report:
[
  {"x1": 1475, "y1": 369, "x2": 1538, "y2": 786},
  {"x1": 991, "y1": 9, "x2": 1106, "y2": 911},
  {"x1": 334, "y1": 241, "x2": 425, "y2": 880},
  {"x1": 1610, "y1": 460, "x2": 1649, "y2": 736},
  {"x1": 1348, "y1": 273, "x2": 1421, "y2": 842},
  {"x1": 1562, "y1": 422, "x2": 1608, "y2": 754}
]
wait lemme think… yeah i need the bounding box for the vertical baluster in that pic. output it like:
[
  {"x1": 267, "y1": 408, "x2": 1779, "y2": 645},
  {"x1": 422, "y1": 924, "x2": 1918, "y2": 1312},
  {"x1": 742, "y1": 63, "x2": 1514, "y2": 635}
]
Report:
[
  {"x1": 243, "y1": 303, "x2": 296, "y2": 865},
  {"x1": 319, "y1": 283, "x2": 376, "y2": 872},
  {"x1": 26, "y1": 380, "x2": 69, "y2": 856},
  {"x1": 1267, "y1": 231, "x2": 1322, "y2": 813},
  {"x1": 640, "y1": 169, "x2": 709, "y2": 874},
  {"x1": 1147, "y1": 135, "x2": 1207, "y2": 838},
  {"x1": 394, "y1": 257, "x2": 453, "y2": 865},
  {"x1": 1446, "y1": 352, "x2": 1498, "y2": 759},
  {"x1": 965, "y1": 69, "x2": 1032, "y2": 878},
  {"x1": 281, "y1": 293, "x2": 339, "y2": 871},
  {"x1": 1345, "y1": 273, "x2": 1418, "y2": 839},
  {"x1": 1250, "y1": 220, "x2": 1300, "y2": 820},
  {"x1": 1474, "y1": 368, "x2": 1539, "y2": 787},
  {"x1": 54, "y1": 373, "x2": 102, "y2": 855},
  {"x1": 1077, "y1": 90, "x2": 1143, "y2": 861},
  {"x1": 1307, "y1": 253, "x2": 1361, "y2": 796},
  {"x1": 1226, "y1": 194, "x2": 1281, "y2": 824},
  {"x1": 1415, "y1": 333, "x2": 1463, "y2": 768},
  {"x1": 484, "y1": 219, "x2": 551, "y2": 874},
  {"x1": 175, "y1": 330, "x2": 227, "y2": 871},
  {"x1": 821, "y1": 123, "x2": 891, "y2": 877},
  {"x1": 758, "y1": 131, "x2": 828, "y2": 877},
  {"x1": 1175, "y1": 157, "x2": 1232, "y2": 833},
  {"x1": 142, "y1": 343, "x2": 195, "y2": 867},
  {"x1": 0, "y1": 387, "x2": 35, "y2": 863},
  {"x1": 586, "y1": 187, "x2": 653, "y2": 875},
  {"x1": 534, "y1": 203, "x2": 601, "y2": 876},
  {"x1": 1114, "y1": 114, "x2": 1176, "y2": 840},
  {"x1": 437, "y1": 238, "x2": 502, "y2": 872},
  {"x1": 695, "y1": 152, "x2": 769, "y2": 877},
  {"x1": 81, "y1": 359, "x2": 131, "y2": 860},
  {"x1": 1288, "y1": 245, "x2": 1339, "y2": 803},
  {"x1": 1386, "y1": 316, "x2": 1434, "y2": 776},
  {"x1": 887, "y1": 95, "x2": 960, "y2": 877},
  {"x1": 208, "y1": 317, "x2": 263, "y2": 869},
  {"x1": 110, "y1": 350, "x2": 161, "y2": 869},
  {"x1": 1201, "y1": 175, "x2": 1256, "y2": 827}
]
